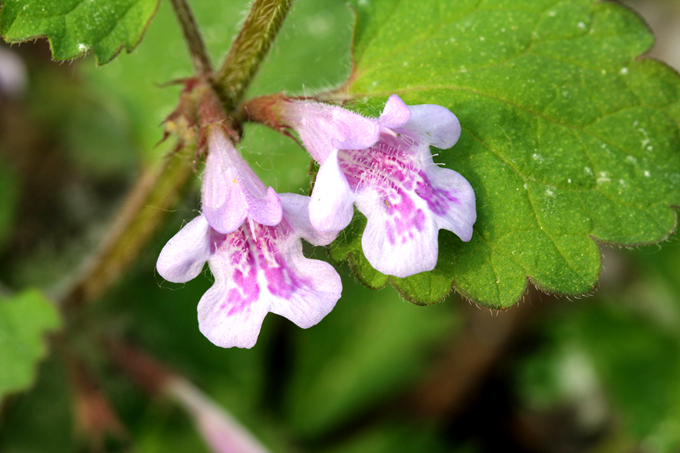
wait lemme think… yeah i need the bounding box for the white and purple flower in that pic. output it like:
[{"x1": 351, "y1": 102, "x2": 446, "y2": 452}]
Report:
[
  {"x1": 158, "y1": 84, "x2": 474, "y2": 348},
  {"x1": 277, "y1": 95, "x2": 476, "y2": 278},
  {"x1": 157, "y1": 120, "x2": 341, "y2": 349},
  {"x1": 157, "y1": 193, "x2": 341, "y2": 349}
]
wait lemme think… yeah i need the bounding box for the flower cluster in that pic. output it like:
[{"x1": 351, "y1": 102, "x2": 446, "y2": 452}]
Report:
[{"x1": 158, "y1": 87, "x2": 475, "y2": 348}]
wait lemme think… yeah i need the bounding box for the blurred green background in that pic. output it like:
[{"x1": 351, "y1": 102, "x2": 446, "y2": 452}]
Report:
[{"x1": 1, "y1": 0, "x2": 680, "y2": 452}]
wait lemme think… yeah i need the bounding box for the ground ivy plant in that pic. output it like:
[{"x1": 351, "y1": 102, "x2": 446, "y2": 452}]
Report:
[{"x1": 0, "y1": 0, "x2": 679, "y2": 448}]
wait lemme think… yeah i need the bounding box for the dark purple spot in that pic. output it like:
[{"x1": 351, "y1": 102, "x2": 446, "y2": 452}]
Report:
[
  {"x1": 214, "y1": 220, "x2": 314, "y2": 314},
  {"x1": 252, "y1": 222, "x2": 313, "y2": 300},
  {"x1": 224, "y1": 266, "x2": 259, "y2": 316},
  {"x1": 338, "y1": 130, "x2": 460, "y2": 229},
  {"x1": 414, "y1": 171, "x2": 459, "y2": 217}
]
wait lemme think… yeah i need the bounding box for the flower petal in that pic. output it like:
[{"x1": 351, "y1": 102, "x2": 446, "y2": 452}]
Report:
[
  {"x1": 309, "y1": 149, "x2": 355, "y2": 232},
  {"x1": 243, "y1": 185, "x2": 282, "y2": 227},
  {"x1": 198, "y1": 252, "x2": 270, "y2": 349},
  {"x1": 278, "y1": 193, "x2": 337, "y2": 246},
  {"x1": 157, "y1": 216, "x2": 211, "y2": 283},
  {"x1": 281, "y1": 101, "x2": 379, "y2": 162},
  {"x1": 404, "y1": 104, "x2": 461, "y2": 149},
  {"x1": 0, "y1": 47, "x2": 27, "y2": 98},
  {"x1": 357, "y1": 187, "x2": 440, "y2": 277},
  {"x1": 378, "y1": 94, "x2": 411, "y2": 129},
  {"x1": 202, "y1": 133, "x2": 249, "y2": 234},
  {"x1": 198, "y1": 219, "x2": 342, "y2": 348},
  {"x1": 267, "y1": 237, "x2": 341, "y2": 328},
  {"x1": 202, "y1": 129, "x2": 282, "y2": 233},
  {"x1": 424, "y1": 165, "x2": 476, "y2": 242}
]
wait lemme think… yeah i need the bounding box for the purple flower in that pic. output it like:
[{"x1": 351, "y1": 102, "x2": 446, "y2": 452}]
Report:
[
  {"x1": 279, "y1": 95, "x2": 476, "y2": 278},
  {"x1": 159, "y1": 83, "x2": 341, "y2": 348},
  {"x1": 156, "y1": 193, "x2": 341, "y2": 349},
  {"x1": 201, "y1": 125, "x2": 282, "y2": 234}
]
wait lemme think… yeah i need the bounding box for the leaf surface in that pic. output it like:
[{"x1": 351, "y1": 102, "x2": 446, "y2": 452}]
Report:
[
  {"x1": 0, "y1": 0, "x2": 160, "y2": 64},
  {"x1": 338, "y1": 0, "x2": 680, "y2": 307},
  {"x1": 0, "y1": 289, "x2": 61, "y2": 399}
]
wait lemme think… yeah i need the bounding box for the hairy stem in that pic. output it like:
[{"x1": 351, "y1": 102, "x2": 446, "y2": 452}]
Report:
[
  {"x1": 57, "y1": 0, "x2": 292, "y2": 309},
  {"x1": 168, "y1": 0, "x2": 213, "y2": 76},
  {"x1": 215, "y1": 0, "x2": 294, "y2": 111},
  {"x1": 58, "y1": 148, "x2": 194, "y2": 308}
]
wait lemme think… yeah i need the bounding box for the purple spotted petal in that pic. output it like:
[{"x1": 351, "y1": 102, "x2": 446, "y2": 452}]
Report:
[
  {"x1": 338, "y1": 124, "x2": 475, "y2": 277},
  {"x1": 279, "y1": 100, "x2": 379, "y2": 163},
  {"x1": 202, "y1": 128, "x2": 282, "y2": 234},
  {"x1": 356, "y1": 156, "x2": 475, "y2": 277},
  {"x1": 268, "y1": 237, "x2": 341, "y2": 328},
  {"x1": 157, "y1": 216, "x2": 211, "y2": 283},
  {"x1": 421, "y1": 164, "x2": 476, "y2": 242},
  {"x1": 357, "y1": 185, "x2": 440, "y2": 277},
  {"x1": 197, "y1": 215, "x2": 342, "y2": 349},
  {"x1": 403, "y1": 103, "x2": 461, "y2": 149},
  {"x1": 198, "y1": 250, "x2": 270, "y2": 349},
  {"x1": 309, "y1": 149, "x2": 355, "y2": 233},
  {"x1": 378, "y1": 94, "x2": 410, "y2": 129}
]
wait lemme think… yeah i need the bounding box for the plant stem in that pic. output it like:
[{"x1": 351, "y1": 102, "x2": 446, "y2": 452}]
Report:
[
  {"x1": 168, "y1": 0, "x2": 213, "y2": 76},
  {"x1": 215, "y1": 0, "x2": 294, "y2": 111},
  {"x1": 58, "y1": 147, "x2": 194, "y2": 308},
  {"x1": 57, "y1": 0, "x2": 293, "y2": 309},
  {"x1": 57, "y1": 0, "x2": 210, "y2": 308}
]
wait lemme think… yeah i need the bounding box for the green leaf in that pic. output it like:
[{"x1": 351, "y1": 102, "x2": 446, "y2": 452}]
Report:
[
  {"x1": 339, "y1": 0, "x2": 680, "y2": 308},
  {"x1": 0, "y1": 0, "x2": 160, "y2": 64},
  {"x1": 0, "y1": 355, "x2": 75, "y2": 453},
  {"x1": 0, "y1": 289, "x2": 61, "y2": 399}
]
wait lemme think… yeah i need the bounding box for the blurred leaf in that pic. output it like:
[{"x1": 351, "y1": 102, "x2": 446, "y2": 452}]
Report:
[
  {"x1": 579, "y1": 308, "x2": 680, "y2": 440},
  {"x1": 516, "y1": 300, "x2": 680, "y2": 452},
  {"x1": 285, "y1": 275, "x2": 459, "y2": 437},
  {"x1": 337, "y1": 0, "x2": 680, "y2": 307},
  {"x1": 0, "y1": 289, "x2": 61, "y2": 399},
  {"x1": 134, "y1": 403, "x2": 212, "y2": 453},
  {"x1": 322, "y1": 422, "x2": 475, "y2": 453},
  {"x1": 27, "y1": 65, "x2": 137, "y2": 177},
  {"x1": 0, "y1": 355, "x2": 74, "y2": 453},
  {"x1": 0, "y1": 0, "x2": 160, "y2": 64},
  {"x1": 62, "y1": 94, "x2": 137, "y2": 176}
]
